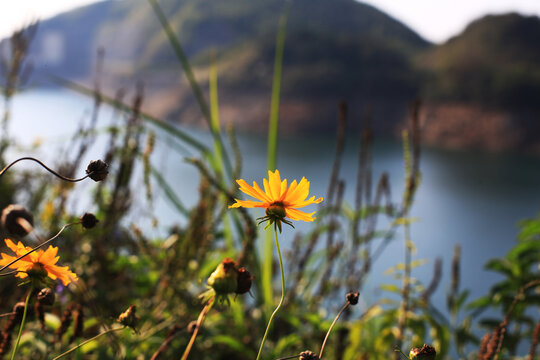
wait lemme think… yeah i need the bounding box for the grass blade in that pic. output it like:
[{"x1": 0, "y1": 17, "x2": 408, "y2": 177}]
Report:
[
  {"x1": 266, "y1": 9, "x2": 288, "y2": 171},
  {"x1": 147, "y1": 0, "x2": 233, "y2": 179},
  {"x1": 262, "y1": 7, "x2": 289, "y2": 311}
]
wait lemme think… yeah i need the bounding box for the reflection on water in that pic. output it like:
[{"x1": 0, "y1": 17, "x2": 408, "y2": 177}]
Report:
[{"x1": 7, "y1": 89, "x2": 540, "y2": 312}]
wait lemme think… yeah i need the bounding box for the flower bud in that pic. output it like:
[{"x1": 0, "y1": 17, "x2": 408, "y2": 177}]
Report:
[
  {"x1": 37, "y1": 288, "x2": 55, "y2": 306},
  {"x1": 299, "y1": 350, "x2": 320, "y2": 360},
  {"x1": 235, "y1": 267, "x2": 254, "y2": 295},
  {"x1": 86, "y1": 160, "x2": 109, "y2": 182},
  {"x1": 80, "y1": 212, "x2": 99, "y2": 229},
  {"x1": 1, "y1": 204, "x2": 33, "y2": 237},
  {"x1": 409, "y1": 344, "x2": 436, "y2": 360},
  {"x1": 346, "y1": 291, "x2": 359, "y2": 305},
  {"x1": 207, "y1": 258, "x2": 238, "y2": 295}
]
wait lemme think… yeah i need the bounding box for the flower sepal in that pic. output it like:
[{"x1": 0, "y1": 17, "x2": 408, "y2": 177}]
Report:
[{"x1": 256, "y1": 204, "x2": 295, "y2": 233}]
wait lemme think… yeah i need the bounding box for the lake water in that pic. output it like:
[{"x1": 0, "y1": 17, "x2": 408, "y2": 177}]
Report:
[{"x1": 5, "y1": 88, "x2": 540, "y2": 323}]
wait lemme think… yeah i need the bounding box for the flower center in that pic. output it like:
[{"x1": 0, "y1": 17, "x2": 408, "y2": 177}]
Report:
[
  {"x1": 27, "y1": 263, "x2": 47, "y2": 279},
  {"x1": 266, "y1": 202, "x2": 286, "y2": 219}
]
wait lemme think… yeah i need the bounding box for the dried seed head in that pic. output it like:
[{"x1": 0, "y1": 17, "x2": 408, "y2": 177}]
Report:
[
  {"x1": 80, "y1": 212, "x2": 99, "y2": 229},
  {"x1": 86, "y1": 160, "x2": 109, "y2": 182},
  {"x1": 409, "y1": 344, "x2": 437, "y2": 360},
  {"x1": 1, "y1": 204, "x2": 33, "y2": 237},
  {"x1": 299, "y1": 350, "x2": 320, "y2": 360},
  {"x1": 37, "y1": 288, "x2": 55, "y2": 306},
  {"x1": 235, "y1": 267, "x2": 253, "y2": 295},
  {"x1": 207, "y1": 258, "x2": 238, "y2": 295},
  {"x1": 118, "y1": 305, "x2": 139, "y2": 329},
  {"x1": 346, "y1": 291, "x2": 359, "y2": 305}
]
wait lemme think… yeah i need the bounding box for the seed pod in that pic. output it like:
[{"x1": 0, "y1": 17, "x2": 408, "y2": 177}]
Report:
[
  {"x1": 1, "y1": 204, "x2": 33, "y2": 237},
  {"x1": 37, "y1": 288, "x2": 55, "y2": 306},
  {"x1": 80, "y1": 212, "x2": 99, "y2": 229},
  {"x1": 86, "y1": 160, "x2": 109, "y2": 182},
  {"x1": 299, "y1": 350, "x2": 320, "y2": 360},
  {"x1": 409, "y1": 344, "x2": 436, "y2": 360},
  {"x1": 235, "y1": 267, "x2": 253, "y2": 295},
  {"x1": 346, "y1": 291, "x2": 359, "y2": 305}
]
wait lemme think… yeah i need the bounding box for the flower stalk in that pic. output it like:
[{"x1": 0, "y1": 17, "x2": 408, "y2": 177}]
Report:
[
  {"x1": 0, "y1": 157, "x2": 90, "y2": 181},
  {"x1": 255, "y1": 225, "x2": 286, "y2": 360},
  {"x1": 180, "y1": 296, "x2": 215, "y2": 360}
]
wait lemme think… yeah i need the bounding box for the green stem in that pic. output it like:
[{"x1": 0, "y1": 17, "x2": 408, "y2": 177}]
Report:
[
  {"x1": 10, "y1": 289, "x2": 31, "y2": 360},
  {"x1": 52, "y1": 326, "x2": 125, "y2": 360},
  {"x1": 255, "y1": 226, "x2": 286, "y2": 360}
]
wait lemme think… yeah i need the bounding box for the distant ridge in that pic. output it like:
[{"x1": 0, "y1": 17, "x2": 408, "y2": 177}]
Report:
[
  {"x1": 4, "y1": 1, "x2": 540, "y2": 151},
  {"x1": 17, "y1": 0, "x2": 428, "y2": 135}
]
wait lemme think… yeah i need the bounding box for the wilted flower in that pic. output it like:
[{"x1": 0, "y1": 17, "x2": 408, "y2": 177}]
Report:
[
  {"x1": 299, "y1": 350, "x2": 320, "y2": 360},
  {"x1": 235, "y1": 267, "x2": 253, "y2": 295},
  {"x1": 1, "y1": 205, "x2": 34, "y2": 237},
  {"x1": 37, "y1": 288, "x2": 55, "y2": 306},
  {"x1": 0, "y1": 239, "x2": 78, "y2": 285},
  {"x1": 118, "y1": 305, "x2": 139, "y2": 329},
  {"x1": 409, "y1": 344, "x2": 437, "y2": 360},
  {"x1": 229, "y1": 170, "x2": 323, "y2": 231},
  {"x1": 207, "y1": 258, "x2": 238, "y2": 295}
]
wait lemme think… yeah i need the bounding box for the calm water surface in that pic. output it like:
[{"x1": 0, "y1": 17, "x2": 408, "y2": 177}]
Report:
[{"x1": 6, "y1": 89, "x2": 540, "y2": 317}]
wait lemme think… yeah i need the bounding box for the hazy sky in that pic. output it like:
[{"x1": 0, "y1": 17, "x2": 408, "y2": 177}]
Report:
[{"x1": 1, "y1": 0, "x2": 540, "y2": 43}]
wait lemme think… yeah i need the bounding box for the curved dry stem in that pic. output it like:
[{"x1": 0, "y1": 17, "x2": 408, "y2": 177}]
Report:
[
  {"x1": 319, "y1": 302, "x2": 349, "y2": 359},
  {"x1": 180, "y1": 296, "x2": 215, "y2": 360},
  {"x1": 0, "y1": 157, "x2": 91, "y2": 182}
]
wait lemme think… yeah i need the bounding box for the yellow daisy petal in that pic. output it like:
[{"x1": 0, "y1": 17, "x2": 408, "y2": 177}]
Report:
[
  {"x1": 237, "y1": 179, "x2": 268, "y2": 202},
  {"x1": 286, "y1": 208, "x2": 316, "y2": 222}
]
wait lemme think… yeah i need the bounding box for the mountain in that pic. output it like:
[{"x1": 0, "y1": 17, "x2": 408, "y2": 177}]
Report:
[
  {"x1": 4, "y1": 1, "x2": 540, "y2": 151},
  {"x1": 417, "y1": 13, "x2": 540, "y2": 152},
  {"x1": 420, "y1": 13, "x2": 540, "y2": 109},
  {"x1": 18, "y1": 0, "x2": 429, "y2": 135}
]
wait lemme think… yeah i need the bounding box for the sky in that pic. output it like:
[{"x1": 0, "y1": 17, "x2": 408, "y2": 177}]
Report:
[{"x1": 1, "y1": 0, "x2": 540, "y2": 43}]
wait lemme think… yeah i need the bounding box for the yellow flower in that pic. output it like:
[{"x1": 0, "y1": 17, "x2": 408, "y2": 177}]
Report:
[
  {"x1": 229, "y1": 170, "x2": 323, "y2": 230},
  {"x1": 0, "y1": 239, "x2": 78, "y2": 286}
]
